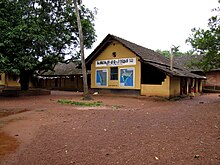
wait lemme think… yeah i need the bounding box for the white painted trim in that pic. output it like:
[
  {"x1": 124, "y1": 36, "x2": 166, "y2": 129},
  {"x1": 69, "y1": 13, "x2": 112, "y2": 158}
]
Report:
[{"x1": 96, "y1": 58, "x2": 136, "y2": 67}]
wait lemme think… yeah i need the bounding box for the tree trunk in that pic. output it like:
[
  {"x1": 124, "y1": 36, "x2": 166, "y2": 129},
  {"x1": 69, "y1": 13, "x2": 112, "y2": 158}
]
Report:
[
  {"x1": 19, "y1": 70, "x2": 31, "y2": 90},
  {"x1": 73, "y1": 0, "x2": 92, "y2": 100}
]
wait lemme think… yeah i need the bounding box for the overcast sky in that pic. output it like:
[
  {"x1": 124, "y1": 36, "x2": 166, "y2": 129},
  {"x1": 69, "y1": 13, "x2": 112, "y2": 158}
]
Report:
[{"x1": 83, "y1": 0, "x2": 219, "y2": 56}]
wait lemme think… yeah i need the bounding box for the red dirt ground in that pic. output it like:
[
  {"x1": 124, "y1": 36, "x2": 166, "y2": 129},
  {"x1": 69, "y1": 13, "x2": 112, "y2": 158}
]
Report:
[{"x1": 0, "y1": 91, "x2": 219, "y2": 165}]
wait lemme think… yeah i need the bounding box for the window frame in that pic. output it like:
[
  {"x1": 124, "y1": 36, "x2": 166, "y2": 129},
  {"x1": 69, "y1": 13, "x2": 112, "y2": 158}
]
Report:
[
  {"x1": 119, "y1": 67, "x2": 135, "y2": 87},
  {"x1": 96, "y1": 69, "x2": 108, "y2": 86},
  {"x1": 110, "y1": 67, "x2": 118, "y2": 80}
]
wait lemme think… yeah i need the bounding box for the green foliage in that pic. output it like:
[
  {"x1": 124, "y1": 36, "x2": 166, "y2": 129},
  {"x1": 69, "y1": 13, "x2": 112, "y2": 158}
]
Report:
[
  {"x1": 156, "y1": 49, "x2": 171, "y2": 58},
  {"x1": 186, "y1": 6, "x2": 220, "y2": 71},
  {"x1": 57, "y1": 99, "x2": 103, "y2": 107},
  {"x1": 171, "y1": 45, "x2": 180, "y2": 54},
  {"x1": 0, "y1": 0, "x2": 96, "y2": 89},
  {"x1": 156, "y1": 47, "x2": 194, "y2": 58}
]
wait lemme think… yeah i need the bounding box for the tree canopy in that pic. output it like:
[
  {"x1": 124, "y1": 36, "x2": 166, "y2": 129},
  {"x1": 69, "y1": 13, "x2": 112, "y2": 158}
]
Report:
[
  {"x1": 0, "y1": 0, "x2": 96, "y2": 90},
  {"x1": 186, "y1": 6, "x2": 220, "y2": 71},
  {"x1": 156, "y1": 46, "x2": 194, "y2": 58}
]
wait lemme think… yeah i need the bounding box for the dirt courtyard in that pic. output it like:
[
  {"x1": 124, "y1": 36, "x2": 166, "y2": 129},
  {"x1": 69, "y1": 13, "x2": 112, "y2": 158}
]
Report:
[{"x1": 0, "y1": 91, "x2": 219, "y2": 165}]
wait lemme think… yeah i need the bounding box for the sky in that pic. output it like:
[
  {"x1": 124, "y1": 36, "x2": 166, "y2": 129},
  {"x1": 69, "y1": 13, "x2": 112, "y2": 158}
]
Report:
[{"x1": 83, "y1": 0, "x2": 219, "y2": 56}]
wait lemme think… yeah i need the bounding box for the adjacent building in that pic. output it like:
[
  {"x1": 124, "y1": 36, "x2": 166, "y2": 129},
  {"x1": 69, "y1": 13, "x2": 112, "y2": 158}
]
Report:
[
  {"x1": 174, "y1": 55, "x2": 220, "y2": 92},
  {"x1": 204, "y1": 69, "x2": 220, "y2": 91},
  {"x1": 0, "y1": 72, "x2": 21, "y2": 90},
  {"x1": 0, "y1": 62, "x2": 85, "y2": 92},
  {"x1": 38, "y1": 61, "x2": 87, "y2": 91}
]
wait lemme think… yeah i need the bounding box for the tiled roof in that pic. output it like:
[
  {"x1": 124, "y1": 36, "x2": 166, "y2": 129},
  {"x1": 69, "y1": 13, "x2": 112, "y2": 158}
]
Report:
[
  {"x1": 42, "y1": 61, "x2": 82, "y2": 76},
  {"x1": 112, "y1": 35, "x2": 171, "y2": 65},
  {"x1": 174, "y1": 55, "x2": 220, "y2": 72},
  {"x1": 174, "y1": 55, "x2": 203, "y2": 71},
  {"x1": 146, "y1": 62, "x2": 205, "y2": 79},
  {"x1": 86, "y1": 34, "x2": 206, "y2": 79}
]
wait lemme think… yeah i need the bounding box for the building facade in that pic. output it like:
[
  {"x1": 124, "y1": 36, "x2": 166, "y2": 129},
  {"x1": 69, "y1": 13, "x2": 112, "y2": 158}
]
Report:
[
  {"x1": 38, "y1": 62, "x2": 86, "y2": 91},
  {"x1": 0, "y1": 73, "x2": 21, "y2": 90},
  {"x1": 204, "y1": 69, "x2": 220, "y2": 91},
  {"x1": 86, "y1": 34, "x2": 206, "y2": 98},
  {"x1": 174, "y1": 55, "x2": 220, "y2": 92}
]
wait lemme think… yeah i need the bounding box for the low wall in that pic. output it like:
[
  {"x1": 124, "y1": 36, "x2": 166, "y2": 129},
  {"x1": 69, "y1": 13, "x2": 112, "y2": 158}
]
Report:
[
  {"x1": 140, "y1": 76, "x2": 170, "y2": 97},
  {"x1": 203, "y1": 85, "x2": 220, "y2": 93},
  {"x1": 170, "y1": 77, "x2": 180, "y2": 97}
]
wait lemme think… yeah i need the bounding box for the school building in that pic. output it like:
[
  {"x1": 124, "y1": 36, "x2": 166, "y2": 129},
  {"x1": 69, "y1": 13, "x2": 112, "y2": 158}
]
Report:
[{"x1": 86, "y1": 34, "x2": 206, "y2": 98}]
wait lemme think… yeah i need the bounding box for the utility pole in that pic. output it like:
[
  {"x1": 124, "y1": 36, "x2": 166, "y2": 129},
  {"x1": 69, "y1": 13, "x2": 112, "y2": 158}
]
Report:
[{"x1": 170, "y1": 48, "x2": 174, "y2": 70}]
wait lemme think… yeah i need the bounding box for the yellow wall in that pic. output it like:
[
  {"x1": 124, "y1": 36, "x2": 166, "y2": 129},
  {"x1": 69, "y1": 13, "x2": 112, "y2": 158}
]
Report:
[
  {"x1": 0, "y1": 73, "x2": 6, "y2": 85},
  {"x1": 200, "y1": 80, "x2": 203, "y2": 92},
  {"x1": 170, "y1": 76, "x2": 180, "y2": 97},
  {"x1": 0, "y1": 73, "x2": 33, "y2": 88},
  {"x1": 195, "y1": 79, "x2": 198, "y2": 93},
  {"x1": 6, "y1": 75, "x2": 20, "y2": 87},
  {"x1": 141, "y1": 75, "x2": 170, "y2": 97},
  {"x1": 89, "y1": 39, "x2": 202, "y2": 98},
  {"x1": 196, "y1": 79, "x2": 203, "y2": 93},
  {"x1": 91, "y1": 41, "x2": 141, "y2": 89}
]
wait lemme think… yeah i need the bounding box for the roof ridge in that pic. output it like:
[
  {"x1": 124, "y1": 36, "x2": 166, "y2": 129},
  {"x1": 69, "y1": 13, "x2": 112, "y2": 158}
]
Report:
[
  {"x1": 111, "y1": 34, "x2": 156, "y2": 54},
  {"x1": 86, "y1": 34, "x2": 175, "y2": 67},
  {"x1": 109, "y1": 34, "x2": 172, "y2": 66}
]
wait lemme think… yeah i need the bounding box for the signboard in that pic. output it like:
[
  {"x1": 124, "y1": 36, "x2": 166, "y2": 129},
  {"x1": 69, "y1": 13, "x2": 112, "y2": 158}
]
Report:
[
  {"x1": 120, "y1": 68, "x2": 134, "y2": 87},
  {"x1": 96, "y1": 58, "x2": 136, "y2": 67},
  {"x1": 96, "y1": 69, "x2": 108, "y2": 86}
]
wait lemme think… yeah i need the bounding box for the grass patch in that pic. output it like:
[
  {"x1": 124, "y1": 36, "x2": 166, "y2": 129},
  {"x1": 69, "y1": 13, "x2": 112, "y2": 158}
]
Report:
[{"x1": 57, "y1": 99, "x2": 103, "y2": 107}]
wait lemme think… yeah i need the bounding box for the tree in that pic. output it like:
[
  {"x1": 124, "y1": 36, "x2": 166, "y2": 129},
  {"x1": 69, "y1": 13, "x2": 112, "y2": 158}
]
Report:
[
  {"x1": 156, "y1": 49, "x2": 171, "y2": 58},
  {"x1": 186, "y1": 5, "x2": 220, "y2": 71},
  {"x1": 73, "y1": 0, "x2": 91, "y2": 100},
  {"x1": 156, "y1": 46, "x2": 192, "y2": 58},
  {"x1": 0, "y1": 0, "x2": 96, "y2": 90}
]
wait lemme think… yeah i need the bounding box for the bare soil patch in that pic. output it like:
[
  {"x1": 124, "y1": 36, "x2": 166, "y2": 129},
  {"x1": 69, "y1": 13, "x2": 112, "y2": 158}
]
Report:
[
  {"x1": 0, "y1": 109, "x2": 30, "y2": 118},
  {"x1": 0, "y1": 108, "x2": 30, "y2": 158},
  {"x1": 0, "y1": 91, "x2": 219, "y2": 165},
  {"x1": 0, "y1": 132, "x2": 19, "y2": 157}
]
